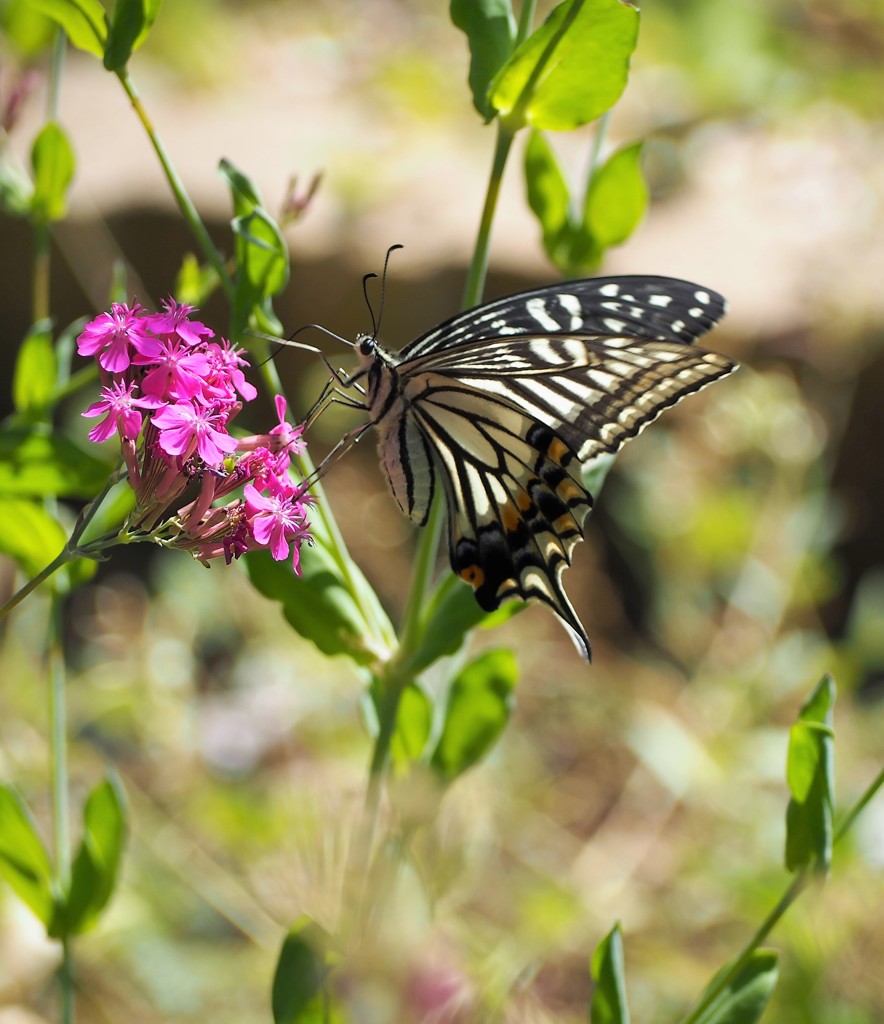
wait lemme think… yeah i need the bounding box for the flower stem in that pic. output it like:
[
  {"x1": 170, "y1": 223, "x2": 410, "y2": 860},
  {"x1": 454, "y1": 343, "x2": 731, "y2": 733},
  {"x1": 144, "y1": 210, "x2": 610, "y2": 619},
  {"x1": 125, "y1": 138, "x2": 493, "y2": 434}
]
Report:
[
  {"x1": 678, "y1": 765, "x2": 884, "y2": 1024},
  {"x1": 115, "y1": 69, "x2": 234, "y2": 301},
  {"x1": 48, "y1": 593, "x2": 74, "y2": 1024}
]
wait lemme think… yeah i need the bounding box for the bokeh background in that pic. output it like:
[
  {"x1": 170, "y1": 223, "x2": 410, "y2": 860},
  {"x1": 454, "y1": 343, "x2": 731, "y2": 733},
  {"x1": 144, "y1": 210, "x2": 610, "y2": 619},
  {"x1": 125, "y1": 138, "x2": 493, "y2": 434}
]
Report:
[{"x1": 1, "y1": 1, "x2": 883, "y2": 1022}]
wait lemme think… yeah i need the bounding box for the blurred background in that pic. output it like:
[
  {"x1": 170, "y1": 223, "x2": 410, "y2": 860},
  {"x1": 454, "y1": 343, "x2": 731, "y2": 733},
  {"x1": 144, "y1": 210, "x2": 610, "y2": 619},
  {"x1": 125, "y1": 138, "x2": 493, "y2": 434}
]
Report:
[{"x1": 1, "y1": 1, "x2": 883, "y2": 1022}]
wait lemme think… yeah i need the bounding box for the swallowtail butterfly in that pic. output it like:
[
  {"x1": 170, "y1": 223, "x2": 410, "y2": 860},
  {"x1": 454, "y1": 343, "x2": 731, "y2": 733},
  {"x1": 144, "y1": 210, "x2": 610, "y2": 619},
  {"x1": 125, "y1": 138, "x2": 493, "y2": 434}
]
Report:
[{"x1": 327, "y1": 276, "x2": 735, "y2": 660}]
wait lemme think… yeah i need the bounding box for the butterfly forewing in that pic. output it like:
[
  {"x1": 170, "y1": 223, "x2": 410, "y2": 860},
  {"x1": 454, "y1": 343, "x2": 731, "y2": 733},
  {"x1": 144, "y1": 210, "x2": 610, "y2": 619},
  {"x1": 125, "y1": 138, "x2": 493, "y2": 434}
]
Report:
[
  {"x1": 401, "y1": 276, "x2": 727, "y2": 358},
  {"x1": 352, "y1": 274, "x2": 735, "y2": 660}
]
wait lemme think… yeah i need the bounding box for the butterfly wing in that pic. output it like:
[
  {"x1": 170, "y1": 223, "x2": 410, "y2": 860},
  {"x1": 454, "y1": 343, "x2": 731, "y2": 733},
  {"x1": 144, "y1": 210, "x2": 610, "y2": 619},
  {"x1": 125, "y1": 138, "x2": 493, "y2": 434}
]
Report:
[
  {"x1": 396, "y1": 369, "x2": 594, "y2": 658},
  {"x1": 405, "y1": 332, "x2": 737, "y2": 463},
  {"x1": 401, "y1": 276, "x2": 726, "y2": 358}
]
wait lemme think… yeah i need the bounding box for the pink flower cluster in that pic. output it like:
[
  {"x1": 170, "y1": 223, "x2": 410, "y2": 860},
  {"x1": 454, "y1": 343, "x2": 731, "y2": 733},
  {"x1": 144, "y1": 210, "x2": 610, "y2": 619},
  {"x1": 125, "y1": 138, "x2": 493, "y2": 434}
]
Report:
[{"x1": 78, "y1": 300, "x2": 311, "y2": 571}]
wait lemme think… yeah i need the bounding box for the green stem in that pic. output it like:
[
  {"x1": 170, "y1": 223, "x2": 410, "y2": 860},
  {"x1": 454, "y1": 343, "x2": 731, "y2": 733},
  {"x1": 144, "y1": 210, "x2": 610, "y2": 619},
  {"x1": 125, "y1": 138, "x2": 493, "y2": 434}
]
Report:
[
  {"x1": 515, "y1": 0, "x2": 537, "y2": 45},
  {"x1": 48, "y1": 594, "x2": 74, "y2": 1024},
  {"x1": 462, "y1": 123, "x2": 516, "y2": 310},
  {"x1": 115, "y1": 69, "x2": 234, "y2": 301},
  {"x1": 678, "y1": 765, "x2": 884, "y2": 1024}
]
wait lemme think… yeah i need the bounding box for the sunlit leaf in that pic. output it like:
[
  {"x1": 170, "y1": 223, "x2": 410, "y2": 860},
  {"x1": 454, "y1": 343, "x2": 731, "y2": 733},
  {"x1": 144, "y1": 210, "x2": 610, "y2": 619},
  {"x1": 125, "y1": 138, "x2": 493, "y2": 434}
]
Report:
[
  {"x1": 272, "y1": 916, "x2": 332, "y2": 1024},
  {"x1": 430, "y1": 649, "x2": 517, "y2": 781},
  {"x1": 0, "y1": 785, "x2": 56, "y2": 927},
  {"x1": 0, "y1": 426, "x2": 114, "y2": 497},
  {"x1": 175, "y1": 252, "x2": 220, "y2": 307},
  {"x1": 489, "y1": 0, "x2": 639, "y2": 131},
  {"x1": 0, "y1": 497, "x2": 67, "y2": 578},
  {"x1": 450, "y1": 0, "x2": 516, "y2": 120},
  {"x1": 390, "y1": 683, "x2": 433, "y2": 771},
  {"x1": 29, "y1": 0, "x2": 106, "y2": 57},
  {"x1": 590, "y1": 922, "x2": 630, "y2": 1024},
  {"x1": 13, "y1": 320, "x2": 57, "y2": 417},
  {"x1": 30, "y1": 121, "x2": 75, "y2": 223},
  {"x1": 692, "y1": 950, "x2": 779, "y2": 1024},
  {"x1": 58, "y1": 774, "x2": 128, "y2": 936},
  {"x1": 103, "y1": 0, "x2": 145, "y2": 69},
  {"x1": 583, "y1": 142, "x2": 647, "y2": 248}
]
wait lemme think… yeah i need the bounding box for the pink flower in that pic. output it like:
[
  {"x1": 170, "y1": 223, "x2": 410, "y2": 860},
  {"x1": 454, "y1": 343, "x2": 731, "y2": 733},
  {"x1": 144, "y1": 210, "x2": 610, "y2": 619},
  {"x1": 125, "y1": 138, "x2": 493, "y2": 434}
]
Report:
[
  {"x1": 76, "y1": 302, "x2": 152, "y2": 373},
  {"x1": 143, "y1": 299, "x2": 214, "y2": 347},
  {"x1": 81, "y1": 380, "x2": 151, "y2": 442},
  {"x1": 243, "y1": 483, "x2": 310, "y2": 571},
  {"x1": 134, "y1": 337, "x2": 212, "y2": 402},
  {"x1": 206, "y1": 339, "x2": 258, "y2": 403},
  {"x1": 151, "y1": 401, "x2": 238, "y2": 466}
]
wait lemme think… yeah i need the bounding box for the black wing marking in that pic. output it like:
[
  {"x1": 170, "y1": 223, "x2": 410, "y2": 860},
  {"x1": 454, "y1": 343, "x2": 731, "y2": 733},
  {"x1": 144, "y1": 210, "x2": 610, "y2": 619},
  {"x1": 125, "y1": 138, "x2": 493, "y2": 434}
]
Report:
[
  {"x1": 404, "y1": 373, "x2": 594, "y2": 659},
  {"x1": 400, "y1": 276, "x2": 727, "y2": 359}
]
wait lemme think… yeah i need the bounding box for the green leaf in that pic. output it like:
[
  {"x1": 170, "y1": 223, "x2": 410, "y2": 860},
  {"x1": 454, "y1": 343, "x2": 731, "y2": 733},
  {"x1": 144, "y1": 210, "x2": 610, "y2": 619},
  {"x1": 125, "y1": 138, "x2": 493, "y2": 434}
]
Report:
[
  {"x1": 244, "y1": 544, "x2": 388, "y2": 667},
  {"x1": 390, "y1": 683, "x2": 433, "y2": 772},
  {"x1": 430, "y1": 649, "x2": 518, "y2": 782},
  {"x1": 0, "y1": 425, "x2": 114, "y2": 498},
  {"x1": 103, "y1": 0, "x2": 162, "y2": 68},
  {"x1": 175, "y1": 252, "x2": 220, "y2": 307},
  {"x1": 30, "y1": 121, "x2": 75, "y2": 224},
  {"x1": 489, "y1": 0, "x2": 640, "y2": 131},
  {"x1": 29, "y1": 0, "x2": 107, "y2": 57},
  {"x1": 590, "y1": 923, "x2": 630, "y2": 1024},
  {"x1": 583, "y1": 142, "x2": 647, "y2": 248},
  {"x1": 408, "y1": 576, "x2": 490, "y2": 673},
  {"x1": 0, "y1": 784, "x2": 56, "y2": 927},
  {"x1": 524, "y1": 130, "x2": 572, "y2": 264},
  {"x1": 220, "y1": 159, "x2": 289, "y2": 337},
  {"x1": 0, "y1": 158, "x2": 34, "y2": 217},
  {"x1": 785, "y1": 674, "x2": 836, "y2": 873},
  {"x1": 13, "y1": 320, "x2": 57, "y2": 417},
  {"x1": 103, "y1": 0, "x2": 144, "y2": 69},
  {"x1": 58, "y1": 774, "x2": 128, "y2": 936},
  {"x1": 272, "y1": 916, "x2": 331, "y2": 1024},
  {"x1": 692, "y1": 950, "x2": 779, "y2": 1024},
  {"x1": 450, "y1": 0, "x2": 516, "y2": 120},
  {"x1": 0, "y1": 497, "x2": 67, "y2": 577}
]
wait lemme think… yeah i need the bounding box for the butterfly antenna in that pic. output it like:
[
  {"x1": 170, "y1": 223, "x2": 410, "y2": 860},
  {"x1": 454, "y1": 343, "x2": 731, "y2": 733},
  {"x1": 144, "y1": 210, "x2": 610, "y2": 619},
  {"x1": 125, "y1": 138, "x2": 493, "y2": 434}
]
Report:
[
  {"x1": 375, "y1": 243, "x2": 404, "y2": 338},
  {"x1": 362, "y1": 272, "x2": 379, "y2": 339}
]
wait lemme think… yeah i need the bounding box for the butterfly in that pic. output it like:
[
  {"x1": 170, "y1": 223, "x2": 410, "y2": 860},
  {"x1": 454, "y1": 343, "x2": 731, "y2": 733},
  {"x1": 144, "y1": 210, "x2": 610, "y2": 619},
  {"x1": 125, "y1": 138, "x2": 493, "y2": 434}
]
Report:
[{"x1": 317, "y1": 275, "x2": 735, "y2": 660}]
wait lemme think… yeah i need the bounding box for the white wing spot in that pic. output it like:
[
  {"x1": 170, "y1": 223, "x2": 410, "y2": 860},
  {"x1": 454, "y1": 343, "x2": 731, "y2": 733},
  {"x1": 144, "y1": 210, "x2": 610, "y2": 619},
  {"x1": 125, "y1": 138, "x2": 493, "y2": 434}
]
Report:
[
  {"x1": 599, "y1": 283, "x2": 620, "y2": 297},
  {"x1": 649, "y1": 294, "x2": 673, "y2": 307},
  {"x1": 529, "y1": 339, "x2": 568, "y2": 365},
  {"x1": 671, "y1": 319, "x2": 686, "y2": 332},
  {"x1": 557, "y1": 293, "x2": 584, "y2": 330},
  {"x1": 630, "y1": 307, "x2": 644, "y2": 318},
  {"x1": 563, "y1": 339, "x2": 589, "y2": 362},
  {"x1": 526, "y1": 298, "x2": 562, "y2": 332},
  {"x1": 603, "y1": 318, "x2": 626, "y2": 333},
  {"x1": 688, "y1": 307, "x2": 704, "y2": 318},
  {"x1": 601, "y1": 301, "x2": 622, "y2": 312},
  {"x1": 694, "y1": 290, "x2": 711, "y2": 305}
]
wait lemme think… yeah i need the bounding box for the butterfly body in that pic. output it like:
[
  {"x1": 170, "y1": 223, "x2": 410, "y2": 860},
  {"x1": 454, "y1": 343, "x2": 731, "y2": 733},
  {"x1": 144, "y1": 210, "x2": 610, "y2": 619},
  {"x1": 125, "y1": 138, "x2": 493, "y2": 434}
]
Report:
[{"x1": 348, "y1": 276, "x2": 736, "y2": 660}]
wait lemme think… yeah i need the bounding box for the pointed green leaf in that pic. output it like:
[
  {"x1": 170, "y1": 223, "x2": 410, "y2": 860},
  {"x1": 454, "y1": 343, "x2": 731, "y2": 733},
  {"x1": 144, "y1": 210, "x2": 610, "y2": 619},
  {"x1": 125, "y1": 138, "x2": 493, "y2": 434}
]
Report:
[
  {"x1": 450, "y1": 0, "x2": 516, "y2": 120},
  {"x1": 58, "y1": 774, "x2": 128, "y2": 936},
  {"x1": 390, "y1": 683, "x2": 433, "y2": 771},
  {"x1": 583, "y1": 142, "x2": 647, "y2": 248},
  {"x1": 218, "y1": 157, "x2": 263, "y2": 215},
  {"x1": 30, "y1": 121, "x2": 75, "y2": 224},
  {"x1": 692, "y1": 950, "x2": 779, "y2": 1024},
  {"x1": 490, "y1": 0, "x2": 639, "y2": 131},
  {"x1": 524, "y1": 130, "x2": 573, "y2": 265},
  {"x1": 590, "y1": 923, "x2": 630, "y2": 1024},
  {"x1": 0, "y1": 425, "x2": 114, "y2": 497},
  {"x1": 0, "y1": 785, "x2": 56, "y2": 926},
  {"x1": 13, "y1": 320, "x2": 57, "y2": 417},
  {"x1": 430, "y1": 649, "x2": 518, "y2": 782},
  {"x1": 244, "y1": 545, "x2": 390, "y2": 667},
  {"x1": 103, "y1": 0, "x2": 144, "y2": 69},
  {"x1": 785, "y1": 674, "x2": 835, "y2": 873},
  {"x1": 272, "y1": 916, "x2": 332, "y2": 1024},
  {"x1": 29, "y1": 0, "x2": 107, "y2": 57}
]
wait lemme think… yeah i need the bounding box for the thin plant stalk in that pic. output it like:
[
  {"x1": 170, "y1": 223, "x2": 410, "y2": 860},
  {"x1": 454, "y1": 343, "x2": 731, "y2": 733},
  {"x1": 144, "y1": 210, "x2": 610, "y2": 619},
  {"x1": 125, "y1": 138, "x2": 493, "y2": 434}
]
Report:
[{"x1": 678, "y1": 765, "x2": 884, "y2": 1024}]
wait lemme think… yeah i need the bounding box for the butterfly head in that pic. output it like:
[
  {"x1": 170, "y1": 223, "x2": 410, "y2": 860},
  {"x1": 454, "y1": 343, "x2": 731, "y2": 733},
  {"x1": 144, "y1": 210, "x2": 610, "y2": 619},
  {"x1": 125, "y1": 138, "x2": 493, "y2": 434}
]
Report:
[{"x1": 357, "y1": 332, "x2": 377, "y2": 358}]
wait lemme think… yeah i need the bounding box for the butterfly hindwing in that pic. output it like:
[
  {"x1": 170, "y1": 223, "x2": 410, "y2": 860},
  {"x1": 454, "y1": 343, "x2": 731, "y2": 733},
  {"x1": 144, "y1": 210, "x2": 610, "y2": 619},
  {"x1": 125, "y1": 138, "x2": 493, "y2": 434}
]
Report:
[{"x1": 399, "y1": 371, "x2": 594, "y2": 657}]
